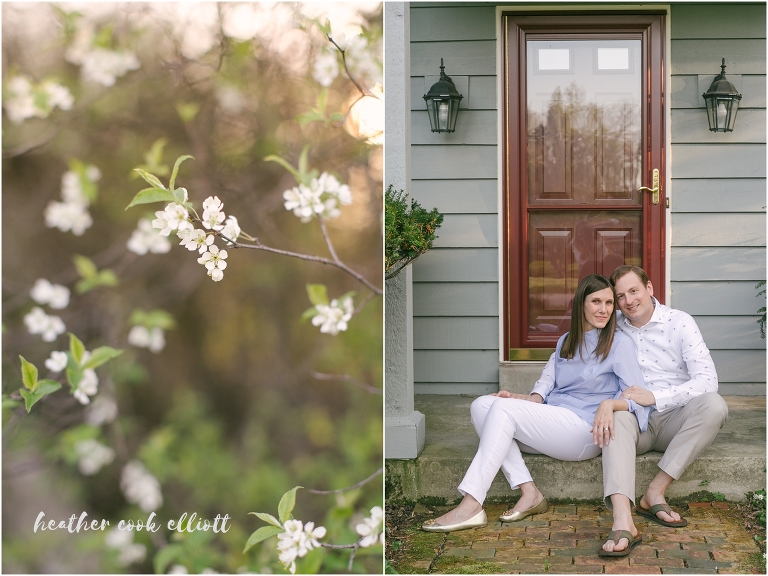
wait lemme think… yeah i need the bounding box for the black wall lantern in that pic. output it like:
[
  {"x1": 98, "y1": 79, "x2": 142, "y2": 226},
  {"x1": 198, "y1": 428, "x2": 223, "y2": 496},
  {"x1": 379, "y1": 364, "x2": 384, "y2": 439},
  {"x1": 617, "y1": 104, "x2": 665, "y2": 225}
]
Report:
[
  {"x1": 423, "y1": 59, "x2": 463, "y2": 133},
  {"x1": 702, "y1": 58, "x2": 742, "y2": 132}
]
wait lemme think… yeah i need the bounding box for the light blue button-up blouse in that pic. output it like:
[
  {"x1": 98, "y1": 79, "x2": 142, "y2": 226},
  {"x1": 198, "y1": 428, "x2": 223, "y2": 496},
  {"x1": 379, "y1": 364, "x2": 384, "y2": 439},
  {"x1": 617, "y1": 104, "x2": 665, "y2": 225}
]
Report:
[{"x1": 531, "y1": 329, "x2": 652, "y2": 432}]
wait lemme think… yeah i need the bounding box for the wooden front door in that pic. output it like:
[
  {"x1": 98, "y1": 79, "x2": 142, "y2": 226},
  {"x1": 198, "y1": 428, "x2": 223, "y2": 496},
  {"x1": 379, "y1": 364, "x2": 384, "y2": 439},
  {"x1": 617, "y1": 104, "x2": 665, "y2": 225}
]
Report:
[{"x1": 503, "y1": 13, "x2": 666, "y2": 357}]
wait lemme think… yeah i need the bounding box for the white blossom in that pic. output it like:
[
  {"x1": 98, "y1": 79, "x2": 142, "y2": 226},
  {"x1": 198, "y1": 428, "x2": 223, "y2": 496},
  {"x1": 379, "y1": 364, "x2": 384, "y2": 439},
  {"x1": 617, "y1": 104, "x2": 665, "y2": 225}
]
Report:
[
  {"x1": 3, "y1": 75, "x2": 74, "y2": 124},
  {"x1": 120, "y1": 460, "x2": 163, "y2": 513},
  {"x1": 221, "y1": 216, "x2": 241, "y2": 245},
  {"x1": 168, "y1": 566, "x2": 188, "y2": 575},
  {"x1": 44, "y1": 351, "x2": 69, "y2": 373},
  {"x1": 355, "y1": 506, "x2": 384, "y2": 547},
  {"x1": 127, "y1": 218, "x2": 172, "y2": 255},
  {"x1": 74, "y1": 439, "x2": 115, "y2": 475},
  {"x1": 85, "y1": 396, "x2": 118, "y2": 426},
  {"x1": 105, "y1": 527, "x2": 147, "y2": 566},
  {"x1": 152, "y1": 203, "x2": 192, "y2": 236},
  {"x1": 44, "y1": 200, "x2": 93, "y2": 236},
  {"x1": 30, "y1": 278, "x2": 71, "y2": 309},
  {"x1": 283, "y1": 173, "x2": 351, "y2": 222},
  {"x1": 24, "y1": 307, "x2": 66, "y2": 342},
  {"x1": 311, "y1": 296, "x2": 354, "y2": 335},
  {"x1": 201, "y1": 196, "x2": 226, "y2": 231},
  {"x1": 216, "y1": 85, "x2": 246, "y2": 114},
  {"x1": 179, "y1": 228, "x2": 214, "y2": 254},
  {"x1": 277, "y1": 519, "x2": 326, "y2": 575},
  {"x1": 80, "y1": 48, "x2": 140, "y2": 87},
  {"x1": 197, "y1": 245, "x2": 228, "y2": 282},
  {"x1": 754, "y1": 493, "x2": 765, "y2": 501},
  {"x1": 73, "y1": 369, "x2": 99, "y2": 405},
  {"x1": 283, "y1": 184, "x2": 323, "y2": 222},
  {"x1": 312, "y1": 50, "x2": 339, "y2": 87},
  {"x1": 128, "y1": 326, "x2": 166, "y2": 353}
]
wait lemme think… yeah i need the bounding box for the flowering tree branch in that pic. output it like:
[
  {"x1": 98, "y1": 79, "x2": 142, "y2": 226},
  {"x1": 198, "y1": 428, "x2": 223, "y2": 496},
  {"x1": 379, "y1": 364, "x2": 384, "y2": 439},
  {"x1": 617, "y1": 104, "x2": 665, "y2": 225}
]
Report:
[{"x1": 325, "y1": 34, "x2": 376, "y2": 99}]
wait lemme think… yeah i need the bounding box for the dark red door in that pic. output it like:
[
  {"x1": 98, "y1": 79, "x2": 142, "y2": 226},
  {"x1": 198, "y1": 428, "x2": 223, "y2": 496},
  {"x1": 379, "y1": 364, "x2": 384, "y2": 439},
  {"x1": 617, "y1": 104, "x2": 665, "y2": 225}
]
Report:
[{"x1": 503, "y1": 13, "x2": 666, "y2": 357}]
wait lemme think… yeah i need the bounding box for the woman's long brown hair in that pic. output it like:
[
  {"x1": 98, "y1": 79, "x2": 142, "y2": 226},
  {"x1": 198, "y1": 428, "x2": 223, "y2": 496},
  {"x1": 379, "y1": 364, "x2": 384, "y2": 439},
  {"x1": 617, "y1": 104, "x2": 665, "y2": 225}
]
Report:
[{"x1": 559, "y1": 274, "x2": 616, "y2": 362}]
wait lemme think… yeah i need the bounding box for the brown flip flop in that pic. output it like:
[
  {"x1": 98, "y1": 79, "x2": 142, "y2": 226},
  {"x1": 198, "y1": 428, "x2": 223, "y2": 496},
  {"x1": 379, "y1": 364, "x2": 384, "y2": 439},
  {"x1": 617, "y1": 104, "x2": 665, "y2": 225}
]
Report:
[
  {"x1": 635, "y1": 503, "x2": 688, "y2": 527},
  {"x1": 598, "y1": 530, "x2": 643, "y2": 557}
]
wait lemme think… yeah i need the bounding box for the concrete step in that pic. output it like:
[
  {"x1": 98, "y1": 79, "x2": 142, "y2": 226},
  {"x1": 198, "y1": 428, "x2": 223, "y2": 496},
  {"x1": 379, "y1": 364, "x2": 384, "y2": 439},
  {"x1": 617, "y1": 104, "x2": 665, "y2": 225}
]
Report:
[{"x1": 385, "y1": 395, "x2": 765, "y2": 503}]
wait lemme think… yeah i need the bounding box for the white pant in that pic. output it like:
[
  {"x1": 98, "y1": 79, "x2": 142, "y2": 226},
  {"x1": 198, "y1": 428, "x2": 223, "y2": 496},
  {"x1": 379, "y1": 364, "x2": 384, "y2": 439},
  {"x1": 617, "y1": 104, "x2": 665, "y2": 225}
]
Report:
[{"x1": 457, "y1": 395, "x2": 602, "y2": 504}]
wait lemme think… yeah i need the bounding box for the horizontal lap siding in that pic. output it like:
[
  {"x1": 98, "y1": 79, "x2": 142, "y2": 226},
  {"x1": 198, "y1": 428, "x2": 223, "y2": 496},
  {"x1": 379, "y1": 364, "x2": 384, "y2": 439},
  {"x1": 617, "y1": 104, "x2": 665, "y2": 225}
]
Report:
[
  {"x1": 670, "y1": 3, "x2": 766, "y2": 395},
  {"x1": 411, "y1": 4, "x2": 500, "y2": 394}
]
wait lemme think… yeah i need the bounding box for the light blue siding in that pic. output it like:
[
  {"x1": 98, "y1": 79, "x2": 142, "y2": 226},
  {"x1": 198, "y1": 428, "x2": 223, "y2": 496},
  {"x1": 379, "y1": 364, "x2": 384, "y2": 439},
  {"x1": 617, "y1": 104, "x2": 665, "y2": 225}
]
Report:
[
  {"x1": 409, "y1": 3, "x2": 766, "y2": 395},
  {"x1": 668, "y1": 3, "x2": 766, "y2": 397}
]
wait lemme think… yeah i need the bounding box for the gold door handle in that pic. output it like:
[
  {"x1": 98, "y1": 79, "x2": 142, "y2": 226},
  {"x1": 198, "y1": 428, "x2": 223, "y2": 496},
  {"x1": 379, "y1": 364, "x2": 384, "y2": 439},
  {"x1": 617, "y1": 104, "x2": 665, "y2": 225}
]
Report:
[{"x1": 638, "y1": 168, "x2": 660, "y2": 205}]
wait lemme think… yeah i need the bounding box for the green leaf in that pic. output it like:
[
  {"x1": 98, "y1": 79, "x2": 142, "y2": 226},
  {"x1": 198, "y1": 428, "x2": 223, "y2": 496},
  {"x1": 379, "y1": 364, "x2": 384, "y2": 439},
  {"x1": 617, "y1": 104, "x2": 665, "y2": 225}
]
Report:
[
  {"x1": 125, "y1": 187, "x2": 175, "y2": 210},
  {"x1": 153, "y1": 543, "x2": 184, "y2": 574},
  {"x1": 243, "y1": 525, "x2": 283, "y2": 553},
  {"x1": 20, "y1": 381, "x2": 60, "y2": 412},
  {"x1": 306, "y1": 284, "x2": 328, "y2": 307},
  {"x1": 169, "y1": 155, "x2": 194, "y2": 191},
  {"x1": 69, "y1": 333, "x2": 86, "y2": 365},
  {"x1": 133, "y1": 168, "x2": 167, "y2": 191},
  {"x1": 329, "y1": 112, "x2": 345, "y2": 123},
  {"x1": 73, "y1": 255, "x2": 98, "y2": 279},
  {"x1": 300, "y1": 307, "x2": 319, "y2": 323},
  {"x1": 249, "y1": 512, "x2": 282, "y2": 529},
  {"x1": 264, "y1": 155, "x2": 300, "y2": 182},
  {"x1": 2, "y1": 397, "x2": 21, "y2": 410},
  {"x1": 130, "y1": 309, "x2": 177, "y2": 330},
  {"x1": 66, "y1": 366, "x2": 83, "y2": 389},
  {"x1": 277, "y1": 486, "x2": 302, "y2": 524},
  {"x1": 19, "y1": 355, "x2": 38, "y2": 390},
  {"x1": 176, "y1": 101, "x2": 200, "y2": 123},
  {"x1": 97, "y1": 269, "x2": 118, "y2": 287},
  {"x1": 81, "y1": 346, "x2": 123, "y2": 370},
  {"x1": 146, "y1": 138, "x2": 168, "y2": 167},
  {"x1": 297, "y1": 145, "x2": 310, "y2": 180},
  {"x1": 297, "y1": 111, "x2": 325, "y2": 129}
]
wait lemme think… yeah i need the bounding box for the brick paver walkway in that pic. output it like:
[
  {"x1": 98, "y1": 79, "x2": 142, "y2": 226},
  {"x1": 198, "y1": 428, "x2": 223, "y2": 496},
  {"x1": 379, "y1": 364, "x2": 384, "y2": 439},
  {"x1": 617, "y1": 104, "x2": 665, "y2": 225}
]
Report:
[{"x1": 387, "y1": 501, "x2": 764, "y2": 574}]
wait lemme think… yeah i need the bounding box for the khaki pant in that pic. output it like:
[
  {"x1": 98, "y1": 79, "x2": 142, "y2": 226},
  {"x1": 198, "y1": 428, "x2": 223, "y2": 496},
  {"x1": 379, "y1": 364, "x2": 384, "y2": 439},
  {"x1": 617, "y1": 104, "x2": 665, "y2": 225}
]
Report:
[{"x1": 602, "y1": 392, "x2": 729, "y2": 508}]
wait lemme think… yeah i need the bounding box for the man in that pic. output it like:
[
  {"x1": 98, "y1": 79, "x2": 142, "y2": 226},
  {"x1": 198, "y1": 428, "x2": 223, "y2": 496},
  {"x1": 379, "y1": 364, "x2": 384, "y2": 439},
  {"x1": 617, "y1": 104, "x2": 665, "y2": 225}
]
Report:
[{"x1": 600, "y1": 265, "x2": 728, "y2": 555}]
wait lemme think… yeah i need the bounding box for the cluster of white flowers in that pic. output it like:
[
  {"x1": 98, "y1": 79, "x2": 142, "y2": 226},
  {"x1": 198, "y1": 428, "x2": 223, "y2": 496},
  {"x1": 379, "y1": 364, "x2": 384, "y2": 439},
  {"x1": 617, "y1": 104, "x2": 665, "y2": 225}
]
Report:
[
  {"x1": 312, "y1": 296, "x2": 354, "y2": 335},
  {"x1": 128, "y1": 325, "x2": 166, "y2": 353},
  {"x1": 277, "y1": 520, "x2": 326, "y2": 575},
  {"x1": 201, "y1": 196, "x2": 226, "y2": 231},
  {"x1": 3, "y1": 75, "x2": 74, "y2": 125},
  {"x1": 45, "y1": 167, "x2": 100, "y2": 236},
  {"x1": 24, "y1": 307, "x2": 66, "y2": 342},
  {"x1": 30, "y1": 278, "x2": 70, "y2": 310},
  {"x1": 74, "y1": 438, "x2": 115, "y2": 476},
  {"x1": 312, "y1": 50, "x2": 339, "y2": 87},
  {"x1": 153, "y1": 203, "x2": 193, "y2": 237},
  {"x1": 355, "y1": 506, "x2": 384, "y2": 547},
  {"x1": 754, "y1": 492, "x2": 765, "y2": 502},
  {"x1": 283, "y1": 172, "x2": 352, "y2": 222},
  {"x1": 85, "y1": 395, "x2": 118, "y2": 426},
  {"x1": 45, "y1": 350, "x2": 69, "y2": 373},
  {"x1": 65, "y1": 24, "x2": 140, "y2": 87},
  {"x1": 105, "y1": 527, "x2": 147, "y2": 566},
  {"x1": 168, "y1": 566, "x2": 218, "y2": 574},
  {"x1": 121, "y1": 460, "x2": 163, "y2": 512},
  {"x1": 74, "y1": 354, "x2": 100, "y2": 405},
  {"x1": 127, "y1": 218, "x2": 172, "y2": 255}
]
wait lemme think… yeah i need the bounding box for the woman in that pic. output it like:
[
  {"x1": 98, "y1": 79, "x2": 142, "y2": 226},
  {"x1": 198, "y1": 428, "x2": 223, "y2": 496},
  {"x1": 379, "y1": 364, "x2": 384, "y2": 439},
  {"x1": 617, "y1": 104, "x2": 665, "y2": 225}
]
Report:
[{"x1": 422, "y1": 274, "x2": 651, "y2": 555}]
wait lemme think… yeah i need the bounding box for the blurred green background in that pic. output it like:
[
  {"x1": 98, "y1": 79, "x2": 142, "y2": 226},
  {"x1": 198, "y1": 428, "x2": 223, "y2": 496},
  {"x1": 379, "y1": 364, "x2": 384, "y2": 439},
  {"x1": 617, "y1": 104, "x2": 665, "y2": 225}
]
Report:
[{"x1": 2, "y1": 2, "x2": 383, "y2": 573}]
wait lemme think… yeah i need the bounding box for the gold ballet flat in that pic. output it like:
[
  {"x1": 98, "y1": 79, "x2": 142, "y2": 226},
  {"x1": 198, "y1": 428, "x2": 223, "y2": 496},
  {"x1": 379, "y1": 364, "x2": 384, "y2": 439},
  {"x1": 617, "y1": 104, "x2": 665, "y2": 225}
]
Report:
[
  {"x1": 421, "y1": 509, "x2": 488, "y2": 533},
  {"x1": 499, "y1": 497, "x2": 548, "y2": 522}
]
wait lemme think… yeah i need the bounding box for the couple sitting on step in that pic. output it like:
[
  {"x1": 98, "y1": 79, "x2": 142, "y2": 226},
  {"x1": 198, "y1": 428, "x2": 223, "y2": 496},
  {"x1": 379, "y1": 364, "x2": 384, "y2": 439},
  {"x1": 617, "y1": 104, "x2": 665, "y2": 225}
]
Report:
[{"x1": 421, "y1": 265, "x2": 728, "y2": 558}]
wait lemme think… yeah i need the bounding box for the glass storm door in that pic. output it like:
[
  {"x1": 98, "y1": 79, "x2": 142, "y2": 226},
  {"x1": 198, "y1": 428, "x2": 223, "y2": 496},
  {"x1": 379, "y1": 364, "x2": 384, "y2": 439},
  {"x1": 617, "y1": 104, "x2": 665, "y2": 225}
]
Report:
[{"x1": 503, "y1": 14, "x2": 666, "y2": 356}]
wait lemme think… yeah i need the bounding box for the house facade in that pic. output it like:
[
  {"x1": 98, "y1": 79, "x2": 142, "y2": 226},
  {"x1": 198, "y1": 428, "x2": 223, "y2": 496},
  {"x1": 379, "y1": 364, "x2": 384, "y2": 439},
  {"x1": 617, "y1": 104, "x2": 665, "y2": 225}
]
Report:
[{"x1": 385, "y1": 2, "x2": 766, "y2": 458}]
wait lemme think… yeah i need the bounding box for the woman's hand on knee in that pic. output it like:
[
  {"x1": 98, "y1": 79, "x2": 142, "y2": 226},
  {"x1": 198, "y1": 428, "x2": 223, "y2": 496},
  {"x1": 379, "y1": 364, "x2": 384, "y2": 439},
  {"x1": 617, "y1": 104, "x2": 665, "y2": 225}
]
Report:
[{"x1": 591, "y1": 400, "x2": 616, "y2": 447}]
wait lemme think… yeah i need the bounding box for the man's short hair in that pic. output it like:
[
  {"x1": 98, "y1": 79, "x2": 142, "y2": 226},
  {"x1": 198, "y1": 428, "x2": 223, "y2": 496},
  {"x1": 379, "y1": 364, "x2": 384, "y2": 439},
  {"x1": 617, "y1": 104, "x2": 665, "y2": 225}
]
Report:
[{"x1": 610, "y1": 265, "x2": 649, "y2": 287}]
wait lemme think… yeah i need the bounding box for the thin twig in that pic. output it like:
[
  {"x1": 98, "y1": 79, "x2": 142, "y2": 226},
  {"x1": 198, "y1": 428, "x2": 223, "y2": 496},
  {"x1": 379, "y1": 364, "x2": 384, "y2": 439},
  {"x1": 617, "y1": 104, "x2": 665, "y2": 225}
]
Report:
[
  {"x1": 307, "y1": 467, "x2": 383, "y2": 494},
  {"x1": 326, "y1": 35, "x2": 376, "y2": 99},
  {"x1": 348, "y1": 543, "x2": 359, "y2": 570},
  {"x1": 318, "y1": 217, "x2": 340, "y2": 264},
  {"x1": 2, "y1": 126, "x2": 60, "y2": 158},
  {"x1": 354, "y1": 292, "x2": 377, "y2": 316},
  {"x1": 311, "y1": 371, "x2": 381, "y2": 395},
  {"x1": 232, "y1": 240, "x2": 382, "y2": 296}
]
